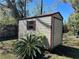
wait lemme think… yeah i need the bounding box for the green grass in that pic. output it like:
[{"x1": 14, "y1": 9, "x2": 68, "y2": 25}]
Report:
[
  {"x1": 0, "y1": 53, "x2": 17, "y2": 59},
  {"x1": 0, "y1": 40, "x2": 17, "y2": 59}
]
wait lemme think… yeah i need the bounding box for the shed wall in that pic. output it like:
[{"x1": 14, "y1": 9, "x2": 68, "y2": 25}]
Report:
[
  {"x1": 53, "y1": 18, "x2": 62, "y2": 47},
  {"x1": 19, "y1": 16, "x2": 51, "y2": 48},
  {"x1": 36, "y1": 16, "x2": 51, "y2": 48}
]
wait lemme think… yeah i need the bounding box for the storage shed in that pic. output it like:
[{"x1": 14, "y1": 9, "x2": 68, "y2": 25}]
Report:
[{"x1": 19, "y1": 12, "x2": 63, "y2": 49}]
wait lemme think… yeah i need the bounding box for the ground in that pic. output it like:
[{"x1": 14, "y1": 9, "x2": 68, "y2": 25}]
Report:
[
  {"x1": 0, "y1": 35, "x2": 79, "y2": 59},
  {"x1": 0, "y1": 40, "x2": 18, "y2": 59},
  {"x1": 44, "y1": 35, "x2": 79, "y2": 59}
]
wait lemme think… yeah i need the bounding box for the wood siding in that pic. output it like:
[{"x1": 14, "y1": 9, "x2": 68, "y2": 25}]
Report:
[
  {"x1": 19, "y1": 16, "x2": 51, "y2": 48},
  {"x1": 36, "y1": 16, "x2": 51, "y2": 48},
  {"x1": 53, "y1": 18, "x2": 62, "y2": 47}
]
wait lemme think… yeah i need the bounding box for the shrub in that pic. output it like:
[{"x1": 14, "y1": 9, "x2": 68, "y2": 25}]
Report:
[
  {"x1": 14, "y1": 33, "x2": 45, "y2": 59},
  {"x1": 67, "y1": 31, "x2": 74, "y2": 36}
]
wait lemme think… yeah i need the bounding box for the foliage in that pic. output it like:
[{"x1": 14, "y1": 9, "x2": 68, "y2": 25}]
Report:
[
  {"x1": 0, "y1": 0, "x2": 32, "y2": 19},
  {"x1": 37, "y1": 32, "x2": 47, "y2": 48},
  {"x1": 0, "y1": 16, "x2": 17, "y2": 25},
  {"x1": 63, "y1": 24, "x2": 69, "y2": 33},
  {"x1": 14, "y1": 33, "x2": 46, "y2": 59},
  {"x1": 0, "y1": 8, "x2": 17, "y2": 39},
  {"x1": 0, "y1": 8, "x2": 17, "y2": 25},
  {"x1": 62, "y1": 0, "x2": 79, "y2": 11},
  {"x1": 67, "y1": 31, "x2": 74, "y2": 36},
  {"x1": 62, "y1": 0, "x2": 79, "y2": 35},
  {"x1": 67, "y1": 13, "x2": 79, "y2": 35}
]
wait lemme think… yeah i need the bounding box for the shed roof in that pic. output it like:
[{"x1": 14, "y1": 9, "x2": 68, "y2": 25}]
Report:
[{"x1": 19, "y1": 12, "x2": 63, "y2": 21}]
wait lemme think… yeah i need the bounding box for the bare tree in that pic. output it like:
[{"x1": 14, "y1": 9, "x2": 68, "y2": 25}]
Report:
[{"x1": 0, "y1": 0, "x2": 32, "y2": 19}]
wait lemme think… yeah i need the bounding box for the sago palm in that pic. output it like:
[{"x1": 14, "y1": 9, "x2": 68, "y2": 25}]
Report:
[{"x1": 14, "y1": 33, "x2": 44, "y2": 59}]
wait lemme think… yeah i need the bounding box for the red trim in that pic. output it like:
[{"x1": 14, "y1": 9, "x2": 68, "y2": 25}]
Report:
[
  {"x1": 50, "y1": 24, "x2": 52, "y2": 48},
  {"x1": 19, "y1": 12, "x2": 63, "y2": 20},
  {"x1": 50, "y1": 17, "x2": 54, "y2": 49}
]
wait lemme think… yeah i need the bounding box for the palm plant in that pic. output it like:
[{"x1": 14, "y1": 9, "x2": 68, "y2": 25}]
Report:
[{"x1": 14, "y1": 33, "x2": 45, "y2": 59}]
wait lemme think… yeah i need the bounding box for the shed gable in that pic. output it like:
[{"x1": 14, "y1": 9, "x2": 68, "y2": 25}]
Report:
[{"x1": 52, "y1": 12, "x2": 63, "y2": 20}]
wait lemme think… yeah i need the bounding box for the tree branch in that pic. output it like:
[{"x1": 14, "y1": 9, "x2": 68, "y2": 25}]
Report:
[
  {"x1": 6, "y1": 0, "x2": 13, "y2": 8},
  {"x1": 0, "y1": 3, "x2": 8, "y2": 7}
]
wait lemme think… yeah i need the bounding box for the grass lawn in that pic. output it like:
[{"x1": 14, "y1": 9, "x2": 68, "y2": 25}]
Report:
[
  {"x1": 0, "y1": 40, "x2": 18, "y2": 59},
  {"x1": 0, "y1": 36, "x2": 79, "y2": 59},
  {"x1": 0, "y1": 53, "x2": 17, "y2": 59}
]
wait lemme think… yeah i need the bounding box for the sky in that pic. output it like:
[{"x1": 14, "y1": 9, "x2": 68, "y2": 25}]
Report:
[{"x1": 27, "y1": 0, "x2": 75, "y2": 22}]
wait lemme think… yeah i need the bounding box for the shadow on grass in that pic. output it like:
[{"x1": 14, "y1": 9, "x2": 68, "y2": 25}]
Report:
[
  {"x1": 51, "y1": 45, "x2": 79, "y2": 59},
  {"x1": 0, "y1": 36, "x2": 18, "y2": 42}
]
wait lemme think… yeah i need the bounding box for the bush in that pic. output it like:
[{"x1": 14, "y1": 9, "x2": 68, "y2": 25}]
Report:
[
  {"x1": 67, "y1": 31, "x2": 74, "y2": 36},
  {"x1": 14, "y1": 33, "x2": 45, "y2": 59}
]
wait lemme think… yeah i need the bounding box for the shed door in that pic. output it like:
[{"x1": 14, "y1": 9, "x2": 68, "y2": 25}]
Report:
[{"x1": 53, "y1": 18, "x2": 62, "y2": 47}]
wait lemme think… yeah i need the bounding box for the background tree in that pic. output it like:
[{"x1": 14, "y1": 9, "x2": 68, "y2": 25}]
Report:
[
  {"x1": 0, "y1": 7, "x2": 16, "y2": 25},
  {"x1": 0, "y1": 0, "x2": 32, "y2": 19},
  {"x1": 63, "y1": 23, "x2": 69, "y2": 33},
  {"x1": 62, "y1": 0, "x2": 79, "y2": 35},
  {"x1": 62, "y1": 0, "x2": 79, "y2": 12},
  {"x1": 67, "y1": 13, "x2": 79, "y2": 35}
]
